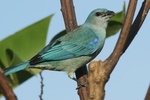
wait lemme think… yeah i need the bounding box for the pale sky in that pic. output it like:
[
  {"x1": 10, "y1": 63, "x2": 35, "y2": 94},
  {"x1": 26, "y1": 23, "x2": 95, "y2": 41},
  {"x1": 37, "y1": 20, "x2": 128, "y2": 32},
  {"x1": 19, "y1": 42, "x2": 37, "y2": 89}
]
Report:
[{"x1": 0, "y1": 1, "x2": 150, "y2": 100}]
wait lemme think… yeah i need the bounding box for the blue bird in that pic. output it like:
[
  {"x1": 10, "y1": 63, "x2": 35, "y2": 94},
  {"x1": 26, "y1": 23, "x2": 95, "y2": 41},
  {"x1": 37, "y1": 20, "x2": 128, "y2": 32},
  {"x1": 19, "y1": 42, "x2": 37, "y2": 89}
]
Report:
[{"x1": 4, "y1": 8, "x2": 115, "y2": 80}]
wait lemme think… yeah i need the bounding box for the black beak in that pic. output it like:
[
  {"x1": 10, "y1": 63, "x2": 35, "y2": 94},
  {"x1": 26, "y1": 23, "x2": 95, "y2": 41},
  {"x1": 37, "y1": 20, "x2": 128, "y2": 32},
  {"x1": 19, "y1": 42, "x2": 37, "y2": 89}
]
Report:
[{"x1": 106, "y1": 11, "x2": 115, "y2": 16}]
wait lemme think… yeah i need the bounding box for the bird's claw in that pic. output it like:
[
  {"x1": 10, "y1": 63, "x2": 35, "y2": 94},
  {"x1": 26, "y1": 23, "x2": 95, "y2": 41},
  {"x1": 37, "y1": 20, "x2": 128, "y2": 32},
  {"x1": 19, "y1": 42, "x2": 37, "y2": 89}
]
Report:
[
  {"x1": 71, "y1": 77, "x2": 88, "y2": 89},
  {"x1": 76, "y1": 82, "x2": 88, "y2": 90}
]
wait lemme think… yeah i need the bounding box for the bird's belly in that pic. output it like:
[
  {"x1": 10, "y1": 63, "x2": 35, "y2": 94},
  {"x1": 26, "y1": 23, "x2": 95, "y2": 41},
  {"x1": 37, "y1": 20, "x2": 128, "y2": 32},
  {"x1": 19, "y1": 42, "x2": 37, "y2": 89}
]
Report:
[
  {"x1": 51, "y1": 56, "x2": 91, "y2": 72},
  {"x1": 31, "y1": 56, "x2": 92, "y2": 73}
]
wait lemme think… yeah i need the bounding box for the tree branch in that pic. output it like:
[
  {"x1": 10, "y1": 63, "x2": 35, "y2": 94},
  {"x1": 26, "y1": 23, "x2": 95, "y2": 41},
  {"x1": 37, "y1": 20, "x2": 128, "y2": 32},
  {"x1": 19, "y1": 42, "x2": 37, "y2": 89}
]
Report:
[
  {"x1": 105, "y1": 0, "x2": 137, "y2": 75},
  {"x1": 145, "y1": 85, "x2": 150, "y2": 100},
  {"x1": 123, "y1": 0, "x2": 150, "y2": 52},
  {"x1": 0, "y1": 68, "x2": 17, "y2": 100},
  {"x1": 88, "y1": 61, "x2": 106, "y2": 100},
  {"x1": 60, "y1": 0, "x2": 88, "y2": 100},
  {"x1": 60, "y1": 0, "x2": 77, "y2": 32},
  {"x1": 88, "y1": 0, "x2": 150, "y2": 99}
]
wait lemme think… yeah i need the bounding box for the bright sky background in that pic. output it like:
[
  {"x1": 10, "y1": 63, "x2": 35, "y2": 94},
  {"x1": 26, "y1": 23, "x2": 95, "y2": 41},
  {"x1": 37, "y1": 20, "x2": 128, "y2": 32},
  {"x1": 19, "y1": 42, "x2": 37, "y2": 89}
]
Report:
[{"x1": 0, "y1": 1, "x2": 150, "y2": 100}]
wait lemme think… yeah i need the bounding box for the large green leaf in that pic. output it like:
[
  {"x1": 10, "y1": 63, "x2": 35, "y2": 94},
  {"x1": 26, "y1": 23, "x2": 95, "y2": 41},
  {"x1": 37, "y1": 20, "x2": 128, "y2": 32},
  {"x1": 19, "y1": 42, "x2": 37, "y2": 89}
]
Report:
[{"x1": 0, "y1": 15, "x2": 53, "y2": 88}]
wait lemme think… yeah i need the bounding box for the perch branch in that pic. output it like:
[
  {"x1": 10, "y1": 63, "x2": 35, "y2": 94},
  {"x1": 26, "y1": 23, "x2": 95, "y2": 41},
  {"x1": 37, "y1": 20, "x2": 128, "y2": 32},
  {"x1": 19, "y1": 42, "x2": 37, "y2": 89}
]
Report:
[
  {"x1": 60, "y1": 0, "x2": 88, "y2": 100},
  {"x1": 0, "y1": 68, "x2": 17, "y2": 100},
  {"x1": 88, "y1": 0, "x2": 138, "y2": 100},
  {"x1": 88, "y1": 0, "x2": 150, "y2": 99}
]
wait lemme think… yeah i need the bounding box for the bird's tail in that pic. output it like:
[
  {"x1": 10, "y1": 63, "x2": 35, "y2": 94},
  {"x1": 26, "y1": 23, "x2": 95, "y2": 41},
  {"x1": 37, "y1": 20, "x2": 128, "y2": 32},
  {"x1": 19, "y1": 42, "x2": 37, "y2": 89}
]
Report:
[{"x1": 4, "y1": 61, "x2": 29, "y2": 76}]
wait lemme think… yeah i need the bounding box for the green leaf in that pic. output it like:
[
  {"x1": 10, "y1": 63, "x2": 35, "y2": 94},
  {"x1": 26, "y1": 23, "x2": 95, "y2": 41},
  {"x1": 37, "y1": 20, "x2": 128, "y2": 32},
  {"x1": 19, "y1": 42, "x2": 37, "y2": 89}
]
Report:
[
  {"x1": 106, "y1": 21, "x2": 122, "y2": 38},
  {"x1": 0, "y1": 15, "x2": 53, "y2": 67},
  {"x1": 5, "y1": 49, "x2": 23, "y2": 68},
  {"x1": 0, "y1": 15, "x2": 53, "y2": 88},
  {"x1": 106, "y1": 2, "x2": 126, "y2": 38},
  {"x1": 4, "y1": 49, "x2": 32, "y2": 87}
]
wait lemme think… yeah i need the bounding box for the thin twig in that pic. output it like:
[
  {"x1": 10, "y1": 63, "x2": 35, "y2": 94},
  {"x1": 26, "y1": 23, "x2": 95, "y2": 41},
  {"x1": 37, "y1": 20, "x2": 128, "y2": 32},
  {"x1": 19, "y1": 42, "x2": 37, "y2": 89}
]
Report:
[
  {"x1": 39, "y1": 71, "x2": 44, "y2": 100},
  {"x1": 0, "y1": 68, "x2": 17, "y2": 100}
]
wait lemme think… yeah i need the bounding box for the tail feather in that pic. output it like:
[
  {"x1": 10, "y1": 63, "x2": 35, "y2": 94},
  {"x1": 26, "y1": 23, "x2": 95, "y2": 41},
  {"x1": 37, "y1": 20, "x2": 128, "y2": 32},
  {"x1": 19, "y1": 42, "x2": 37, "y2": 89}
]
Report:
[{"x1": 4, "y1": 61, "x2": 29, "y2": 76}]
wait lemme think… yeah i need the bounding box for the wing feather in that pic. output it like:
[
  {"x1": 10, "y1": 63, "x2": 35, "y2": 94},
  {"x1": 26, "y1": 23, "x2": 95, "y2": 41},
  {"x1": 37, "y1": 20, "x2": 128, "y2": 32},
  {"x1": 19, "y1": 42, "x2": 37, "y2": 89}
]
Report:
[{"x1": 30, "y1": 26, "x2": 100, "y2": 64}]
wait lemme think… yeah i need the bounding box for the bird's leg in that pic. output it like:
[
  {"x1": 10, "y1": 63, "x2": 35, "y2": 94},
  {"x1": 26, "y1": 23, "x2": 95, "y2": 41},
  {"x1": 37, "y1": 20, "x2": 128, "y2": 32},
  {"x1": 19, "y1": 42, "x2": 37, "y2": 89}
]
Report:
[
  {"x1": 68, "y1": 72, "x2": 88, "y2": 89},
  {"x1": 68, "y1": 72, "x2": 77, "y2": 81},
  {"x1": 72, "y1": 77, "x2": 77, "y2": 81}
]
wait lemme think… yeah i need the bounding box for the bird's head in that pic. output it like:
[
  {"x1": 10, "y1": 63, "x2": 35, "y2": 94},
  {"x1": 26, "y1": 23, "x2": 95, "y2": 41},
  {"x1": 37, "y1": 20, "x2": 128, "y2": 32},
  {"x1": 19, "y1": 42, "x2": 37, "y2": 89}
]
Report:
[{"x1": 84, "y1": 8, "x2": 115, "y2": 29}]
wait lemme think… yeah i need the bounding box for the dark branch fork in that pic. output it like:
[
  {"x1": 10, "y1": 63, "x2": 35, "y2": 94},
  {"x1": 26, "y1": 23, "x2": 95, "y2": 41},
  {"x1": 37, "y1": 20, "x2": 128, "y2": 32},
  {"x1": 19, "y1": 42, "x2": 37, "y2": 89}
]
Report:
[{"x1": 60, "y1": 0, "x2": 150, "y2": 100}]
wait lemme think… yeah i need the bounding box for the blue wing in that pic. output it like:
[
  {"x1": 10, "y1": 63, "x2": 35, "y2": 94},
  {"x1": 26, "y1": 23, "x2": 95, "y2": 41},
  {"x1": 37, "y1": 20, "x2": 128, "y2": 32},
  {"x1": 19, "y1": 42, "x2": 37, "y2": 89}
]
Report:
[{"x1": 30, "y1": 26, "x2": 100, "y2": 64}]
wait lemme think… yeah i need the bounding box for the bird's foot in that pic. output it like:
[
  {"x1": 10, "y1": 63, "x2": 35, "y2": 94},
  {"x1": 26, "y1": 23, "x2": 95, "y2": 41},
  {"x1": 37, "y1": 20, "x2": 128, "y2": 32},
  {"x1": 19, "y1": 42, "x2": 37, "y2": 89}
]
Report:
[
  {"x1": 76, "y1": 82, "x2": 88, "y2": 90},
  {"x1": 70, "y1": 75, "x2": 88, "y2": 89}
]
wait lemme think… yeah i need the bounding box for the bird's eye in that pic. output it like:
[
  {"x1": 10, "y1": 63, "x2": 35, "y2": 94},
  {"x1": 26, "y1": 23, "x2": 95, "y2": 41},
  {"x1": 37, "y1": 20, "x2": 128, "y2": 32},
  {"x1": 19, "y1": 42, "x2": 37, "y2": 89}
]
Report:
[{"x1": 95, "y1": 12, "x2": 102, "y2": 16}]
